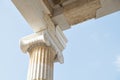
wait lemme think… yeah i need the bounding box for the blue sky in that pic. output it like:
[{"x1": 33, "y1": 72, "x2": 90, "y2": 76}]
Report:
[{"x1": 0, "y1": 0, "x2": 120, "y2": 80}]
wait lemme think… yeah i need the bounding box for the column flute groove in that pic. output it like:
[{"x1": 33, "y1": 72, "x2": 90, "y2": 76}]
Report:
[{"x1": 26, "y1": 46, "x2": 55, "y2": 80}]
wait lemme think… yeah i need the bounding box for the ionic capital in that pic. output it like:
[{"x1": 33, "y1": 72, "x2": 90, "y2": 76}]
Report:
[{"x1": 20, "y1": 26, "x2": 67, "y2": 63}]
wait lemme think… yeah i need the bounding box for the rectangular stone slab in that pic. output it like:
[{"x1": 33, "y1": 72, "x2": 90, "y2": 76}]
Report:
[
  {"x1": 12, "y1": 0, "x2": 120, "y2": 32},
  {"x1": 12, "y1": 0, "x2": 51, "y2": 32},
  {"x1": 96, "y1": 0, "x2": 120, "y2": 18}
]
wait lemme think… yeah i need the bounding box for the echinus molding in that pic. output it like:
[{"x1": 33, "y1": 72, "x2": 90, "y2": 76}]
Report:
[{"x1": 20, "y1": 26, "x2": 67, "y2": 64}]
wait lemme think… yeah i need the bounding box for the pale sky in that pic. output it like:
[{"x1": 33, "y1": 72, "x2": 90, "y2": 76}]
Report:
[{"x1": 0, "y1": 0, "x2": 120, "y2": 80}]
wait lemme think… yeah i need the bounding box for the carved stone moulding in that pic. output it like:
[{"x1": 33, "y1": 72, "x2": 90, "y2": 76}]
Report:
[
  {"x1": 52, "y1": 0, "x2": 101, "y2": 30},
  {"x1": 20, "y1": 26, "x2": 67, "y2": 64}
]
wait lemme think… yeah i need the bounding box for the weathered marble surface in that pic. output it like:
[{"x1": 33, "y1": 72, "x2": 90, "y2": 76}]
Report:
[{"x1": 12, "y1": 0, "x2": 120, "y2": 31}]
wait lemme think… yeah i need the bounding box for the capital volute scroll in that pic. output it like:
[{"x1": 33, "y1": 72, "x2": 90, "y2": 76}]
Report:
[{"x1": 20, "y1": 26, "x2": 67, "y2": 64}]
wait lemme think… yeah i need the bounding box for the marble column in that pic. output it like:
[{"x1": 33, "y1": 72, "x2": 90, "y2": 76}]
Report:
[
  {"x1": 27, "y1": 45, "x2": 55, "y2": 80},
  {"x1": 20, "y1": 26, "x2": 67, "y2": 80}
]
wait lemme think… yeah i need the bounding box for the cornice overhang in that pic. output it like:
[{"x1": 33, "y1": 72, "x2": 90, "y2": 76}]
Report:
[{"x1": 12, "y1": 0, "x2": 120, "y2": 32}]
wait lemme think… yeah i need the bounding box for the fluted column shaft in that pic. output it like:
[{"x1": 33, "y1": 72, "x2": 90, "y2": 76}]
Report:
[{"x1": 27, "y1": 45, "x2": 55, "y2": 80}]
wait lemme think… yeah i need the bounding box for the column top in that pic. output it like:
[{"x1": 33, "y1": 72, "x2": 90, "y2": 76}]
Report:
[{"x1": 20, "y1": 26, "x2": 67, "y2": 64}]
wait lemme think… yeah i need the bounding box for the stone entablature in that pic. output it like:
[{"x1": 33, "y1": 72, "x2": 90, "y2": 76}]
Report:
[{"x1": 12, "y1": 0, "x2": 120, "y2": 31}]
